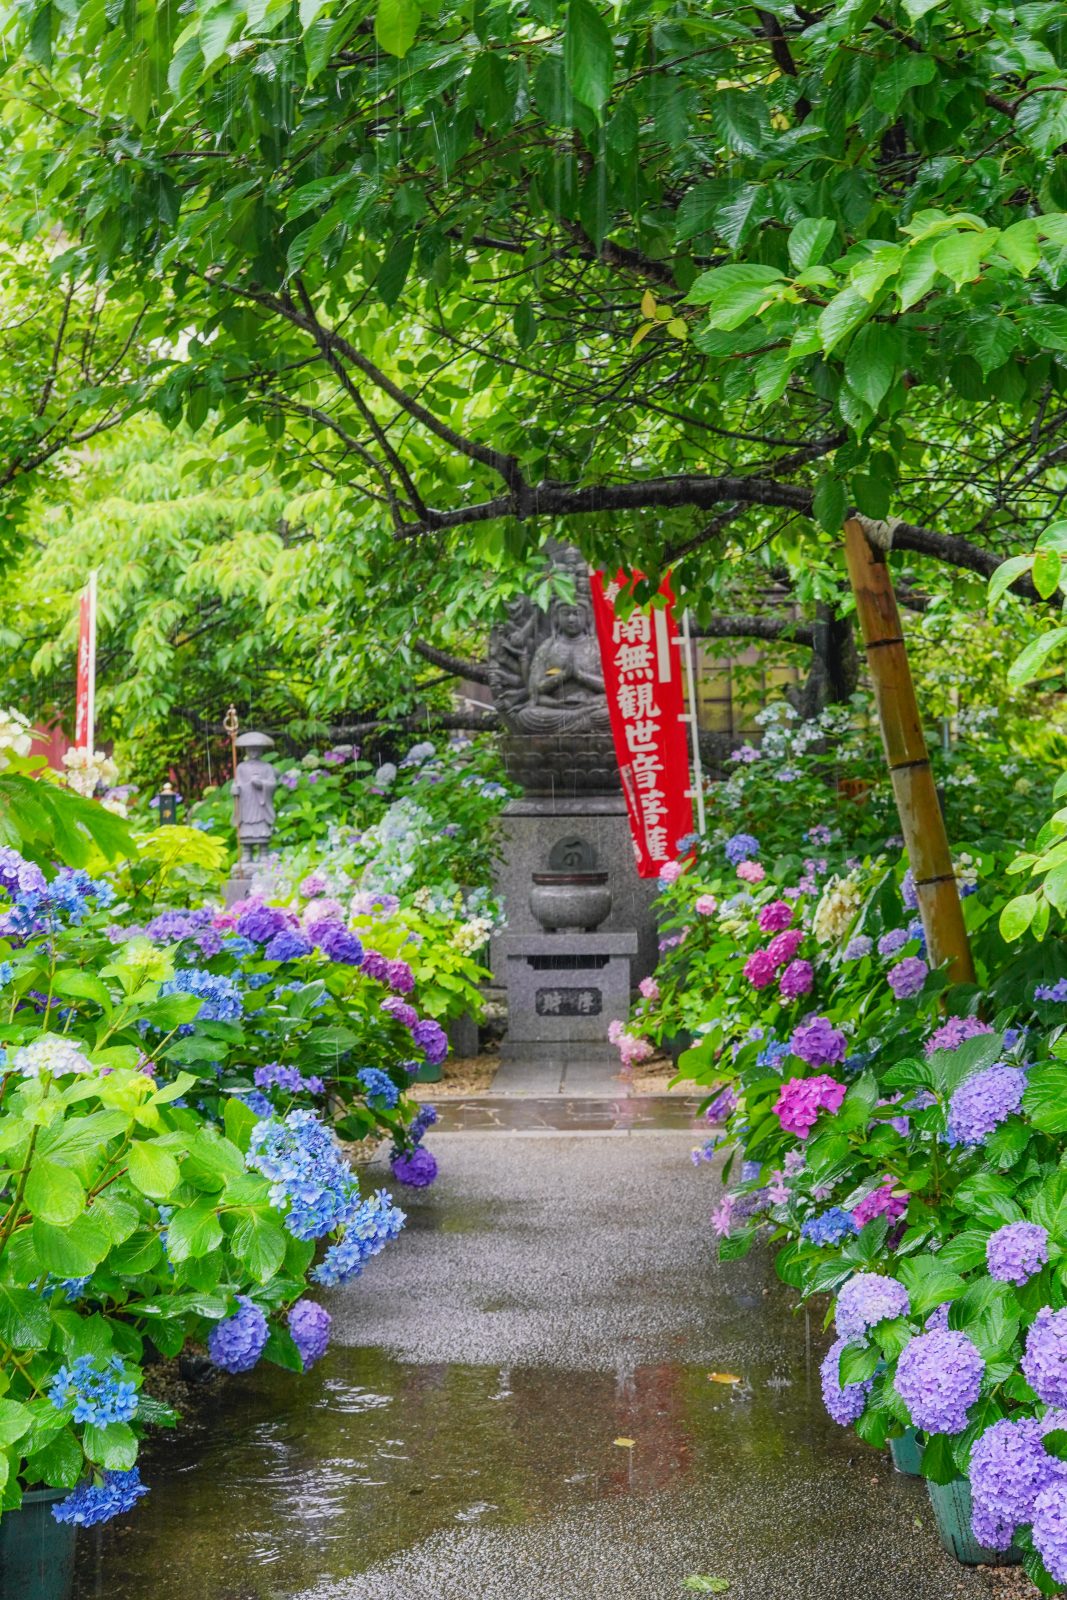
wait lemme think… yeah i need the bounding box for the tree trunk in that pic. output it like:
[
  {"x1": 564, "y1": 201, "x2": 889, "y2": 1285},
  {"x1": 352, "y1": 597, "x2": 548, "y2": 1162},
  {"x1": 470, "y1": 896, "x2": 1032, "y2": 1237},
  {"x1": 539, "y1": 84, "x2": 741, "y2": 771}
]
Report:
[{"x1": 842, "y1": 518, "x2": 975, "y2": 983}]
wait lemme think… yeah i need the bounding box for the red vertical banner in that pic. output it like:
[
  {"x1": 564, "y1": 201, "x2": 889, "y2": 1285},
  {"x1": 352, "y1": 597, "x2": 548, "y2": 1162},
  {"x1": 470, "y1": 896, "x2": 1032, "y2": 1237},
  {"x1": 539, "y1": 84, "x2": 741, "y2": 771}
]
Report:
[
  {"x1": 75, "y1": 571, "x2": 97, "y2": 750},
  {"x1": 589, "y1": 569, "x2": 694, "y2": 878}
]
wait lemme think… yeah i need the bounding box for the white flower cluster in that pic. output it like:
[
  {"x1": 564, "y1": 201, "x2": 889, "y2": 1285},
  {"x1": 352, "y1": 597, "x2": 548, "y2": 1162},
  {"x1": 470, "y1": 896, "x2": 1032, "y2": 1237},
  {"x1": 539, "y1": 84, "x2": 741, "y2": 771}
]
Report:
[
  {"x1": 10, "y1": 1034, "x2": 95, "y2": 1079},
  {"x1": 0, "y1": 706, "x2": 33, "y2": 773},
  {"x1": 954, "y1": 853, "x2": 979, "y2": 891},
  {"x1": 812, "y1": 871, "x2": 864, "y2": 947},
  {"x1": 61, "y1": 746, "x2": 119, "y2": 798},
  {"x1": 454, "y1": 914, "x2": 494, "y2": 955}
]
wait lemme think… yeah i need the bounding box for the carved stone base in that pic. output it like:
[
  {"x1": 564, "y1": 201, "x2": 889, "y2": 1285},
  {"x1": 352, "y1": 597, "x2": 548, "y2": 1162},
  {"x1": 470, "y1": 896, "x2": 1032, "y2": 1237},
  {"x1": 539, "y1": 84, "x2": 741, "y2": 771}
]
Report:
[
  {"x1": 497, "y1": 931, "x2": 637, "y2": 1063},
  {"x1": 490, "y1": 796, "x2": 659, "y2": 983},
  {"x1": 500, "y1": 732, "x2": 620, "y2": 796}
]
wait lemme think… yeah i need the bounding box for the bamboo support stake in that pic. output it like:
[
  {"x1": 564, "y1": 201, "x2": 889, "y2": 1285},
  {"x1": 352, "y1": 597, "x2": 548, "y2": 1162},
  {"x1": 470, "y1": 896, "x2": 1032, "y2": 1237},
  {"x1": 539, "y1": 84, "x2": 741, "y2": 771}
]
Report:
[{"x1": 842, "y1": 518, "x2": 975, "y2": 984}]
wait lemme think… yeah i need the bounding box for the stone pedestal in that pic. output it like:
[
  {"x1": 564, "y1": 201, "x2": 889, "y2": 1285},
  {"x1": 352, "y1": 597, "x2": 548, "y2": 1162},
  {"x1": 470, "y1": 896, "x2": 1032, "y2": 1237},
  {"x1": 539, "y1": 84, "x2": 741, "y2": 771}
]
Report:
[
  {"x1": 490, "y1": 796, "x2": 659, "y2": 982},
  {"x1": 223, "y1": 869, "x2": 253, "y2": 908},
  {"x1": 497, "y1": 930, "x2": 637, "y2": 1064}
]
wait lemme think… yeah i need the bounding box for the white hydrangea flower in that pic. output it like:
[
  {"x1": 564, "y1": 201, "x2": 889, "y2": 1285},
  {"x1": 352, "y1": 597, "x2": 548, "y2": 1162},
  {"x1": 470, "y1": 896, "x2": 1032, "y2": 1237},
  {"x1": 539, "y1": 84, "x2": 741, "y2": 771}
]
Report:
[
  {"x1": 0, "y1": 706, "x2": 33, "y2": 772},
  {"x1": 61, "y1": 746, "x2": 119, "y2": 797},
  {"x1": 10, "y1": 1034, "x2": 95, "y2": 1079},
  {"x1": 812, "y1": 872, "x2": 864, "y2": 947}
]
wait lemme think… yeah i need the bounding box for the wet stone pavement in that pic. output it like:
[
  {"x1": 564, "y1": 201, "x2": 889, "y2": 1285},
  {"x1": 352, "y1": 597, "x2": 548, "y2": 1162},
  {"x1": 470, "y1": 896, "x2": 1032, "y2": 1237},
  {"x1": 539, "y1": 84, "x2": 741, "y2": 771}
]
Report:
[{"x1": 73, "y1": 1114, "x2": 998, "y2": 1600}]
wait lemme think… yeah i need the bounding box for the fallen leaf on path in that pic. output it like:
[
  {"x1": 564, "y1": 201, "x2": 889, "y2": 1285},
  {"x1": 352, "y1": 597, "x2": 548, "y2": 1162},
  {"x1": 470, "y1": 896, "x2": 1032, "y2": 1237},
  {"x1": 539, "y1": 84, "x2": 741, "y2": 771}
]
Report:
[
  {"x1": 613, "y1": 1437, "x2": 635, "y2": 1448},
  {"x1": 707, "y1": 1372, "x2": 741, "y2": 1384},
  {"x1": 683, "y1": 1579, "x2": 731, "y2": 1594}
]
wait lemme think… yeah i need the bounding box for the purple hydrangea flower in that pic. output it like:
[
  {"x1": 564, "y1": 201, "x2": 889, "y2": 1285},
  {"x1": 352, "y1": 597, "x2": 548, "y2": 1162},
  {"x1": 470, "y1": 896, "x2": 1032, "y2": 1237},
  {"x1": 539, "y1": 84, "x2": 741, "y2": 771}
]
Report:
[
  {"x1": 947, "y1": 1065, "x2": 1026, "y2": 1146},
  {"x1": 1035, "y1": 979, "x2": 1067, "y2": 1003},
  {"x1": 208, "y1": 1296, "x2": 269, "y2": 1373},
  {"x1": 835, "y1": 1273, "x2": 910, "y2": 1341},
  {"x1": 265, "y1": 928, "x2": 312, "y2": 962},
  {"x1": 843, "y1": 935, "x2": 872, "y2": 961},
  {"x1": 894, "y1": 1328, "x2": 983, "y2": 1434},
  {"x1": 382, "y1": 997, "x2": 418, "y2": 1030},
  {"x1": 1023, "y1": 1307, "x2": 1067, "y2": 1407},
  {"x1": 360, "y1": 950, "x2": 390, "y2": 982},
  {"x1": 986, "y1": 1222, "x2": 1049, "y2": 1286},
  {"x1": 52, "y1": 1468, "x2": 148, "y2": 1527},
  {"x1": 791, "y1": 1016, "x2": 847, "y2": 1067},
  {"x1": 253, "y1": 1062, "x2": 324, "y2": 1096},
  {"x1": 888, "y1": 956, "x2": 928, "y2": 999},
  {"x1": 236, "y1": 904, "x2": 294, "y2": 944},
  {"x1": 1032, "y1": 1463, "x2": 1067, "y2": 1583},
  {"x1": 287, "y1": 1299, "x2": 331, "y2": 1370},
  {"x1": 411, "y1": 1017, "x2": 448, "y2": 1065},
  {"x1": 878, "y1": 928, "x2": 909, "y2": 957},
  {"x1": 385, "y1": 959, "x2": 415, "y2": 994},
  {"x1": 391, "y1": 1146, "x2": 438, "y2": 1187},
  {"x1": 316, "y1": 923, "x2": 364, "y2": 965},
  {"x1": 970, "y1": 1417, "x2": 1055, "y2": 1550},
  {"x1": 901, "y1": 868, "x2": 919, "y2": 910},
  {"x1": 926, "y1": 1016, "x2": 993, "y2": 1055},
  {"x1": 779, "y1": 959, "x2": 813, "y2": 1000},
  {"x1": 820, "y1": 1335, "x2": 872, "y2": 1425},
  {"x1": 724, "y1": 832, "x2": 760, "y2": 865}
]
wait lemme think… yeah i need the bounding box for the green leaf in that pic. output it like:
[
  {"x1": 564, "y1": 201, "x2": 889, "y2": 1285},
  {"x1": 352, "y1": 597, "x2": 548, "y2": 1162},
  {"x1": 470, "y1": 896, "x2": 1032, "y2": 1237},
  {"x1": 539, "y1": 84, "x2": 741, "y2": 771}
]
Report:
[
  {"x1": 1017, "y1": 306, "x2": 1067, "y2": 353},
  {"x1": 563, "y1": 0, "x2": 613, "y2": 116},
  {"x1": 931, "y1": 229, "x2": 998, "y2": 288},
  {"x1": 32, "y1": 1213, "x2": 111, "y2": 1276},
  {"x1": 919, "y1": 1431, "x2": 959, "y2": 1484},
  {"x1": 231, "y1": 1212, "x2": 287, "y2": 1283},
  {"x1": 1018, "y1": 92, "x2": 1067, "y2": 159},
  {"x1": 870, "y1": 52, "x2": 936, "y2": 114},
  {"x1": 1008, "y1": 627, "x2": 1067, "y2": 686},
  {"x1": 997, "y1": 219, "x2": 1041, "y2": 277},
  {"x1": 714, "y1": 184, "x2": 773, "y2": 250},
  {"x1": 818, "y1": 287, "x2": 871, "y2": 354},
  {"x1": 788, "y1": 217, "x2": 836, "y2": 272},
  {"x1": 23, "y1": 1428, "x2": 82, "y2": 1489},
  {"x1": 686, "y1": 264, "x2": 784, "y2": 329},
  {"x1": 845, "y1": 324, "x2": 898, "y2": 411},
  {"x1": 25, "y1": 1159, "x2": 86, "y2": 1226},
  {"x1": 164, "y1": 1199, "x2": 223, "y2": 1261},
  {"x1": 711, "y1": 89, "x2": 768, "y2": 157},
  {"x1": 0, "y1": 1400, "x2": 32, "y2": 1447},
  {"x1": 839, "y1": 1342, "x2": 880, "y2": 1384},
  {"x1": 82, "y1": 1421, "x2": 138, "y2": 1470},
  {"x1": 374, "y1": 0, "x2": 420, "y2": 58},
  {"x1": 1000, "y1": 892, "x2": 1038, "y2": 941},
  {"x1": 224, "y1": 1096, "x2": 260, "y2": 1154},
  {"x1": 1034, "y1": 549, "x2": 1063, "y2": 598},
  {"x1": 813, "y1": 473, "x2": 847, "y2": 533},
  {"x1": 1023, "y1": 1063, "x2": 1067, "y2": 1135},
  {"x1": 0, "y1": 1286, "x2": 52, "y2": 1350},
  {"x1": 988, "y1": 554, "x2": 1033, "y2": 605},
  {"x1": 969, "y1": 317, "x2": 1019, "y2": 378},
  {"x1": 127, "y1": 1140, "x2": 182, "y2": 1200},
  {"x1": 896, "y1": 1254, "x2": 966, "y2": 1317},
  {"x1": 896, "y1": 238, "x2": 940, "y2": 311}
]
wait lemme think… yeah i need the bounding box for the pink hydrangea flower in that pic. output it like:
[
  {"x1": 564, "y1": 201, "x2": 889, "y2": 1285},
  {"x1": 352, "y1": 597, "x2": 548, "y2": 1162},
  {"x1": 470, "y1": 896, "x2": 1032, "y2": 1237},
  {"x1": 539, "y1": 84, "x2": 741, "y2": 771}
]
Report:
[
  {"x1": 660, "y1": 861, "x2": 684, "y2": 885},
  {"x1": 766, "y1": 927, "x2": 804, "y2": 968},
  {"x1": 694, "y1": 894, "x2": 718, "y2": 916},
  {"x1": 743, "y1": 948, "x2": 778, "y2": 989},
  {"x1": 851, "y1": 1175, "x2": 908, "y2": 1228},
  {"x1": 758, "y1": 900, "x2": 794, "y2": 934},
  {"x1": 638, "y1": 976, "x2": 659, "y2": 1002},
  {"x1": 774, "y1": 1074, "x2": 847, "y2": 1138},
  {"x1": 737, "y1": 860, "x2": 765, "y2": 884},
  {"x1": 779, "y1": 959, "x2": 813, "y2": 1000}
]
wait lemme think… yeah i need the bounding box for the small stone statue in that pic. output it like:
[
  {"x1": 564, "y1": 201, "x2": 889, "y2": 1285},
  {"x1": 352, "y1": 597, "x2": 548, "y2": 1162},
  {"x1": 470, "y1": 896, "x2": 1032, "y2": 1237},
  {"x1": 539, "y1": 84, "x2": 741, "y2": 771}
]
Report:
[{"x1": 232, "y1": 731, "x2": 278, "y2": 864}]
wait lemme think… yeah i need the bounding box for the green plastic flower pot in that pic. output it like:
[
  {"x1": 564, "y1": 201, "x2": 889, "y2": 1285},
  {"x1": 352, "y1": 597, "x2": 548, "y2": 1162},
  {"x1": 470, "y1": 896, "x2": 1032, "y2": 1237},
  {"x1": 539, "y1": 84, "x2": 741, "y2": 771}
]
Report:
[
  {"x1": 415, "y1": 1060, "x2": 443, "y2": 1083},
  {"x1": 889, "y1": 1428, "x2": 924, "y2": 1477},
  {"x1": 925, "y1": 1476, "x2": 1022, "y2": 1567},
  {"x1": 0, "y1": 1487, "x2": 76, "y2": 1600}
]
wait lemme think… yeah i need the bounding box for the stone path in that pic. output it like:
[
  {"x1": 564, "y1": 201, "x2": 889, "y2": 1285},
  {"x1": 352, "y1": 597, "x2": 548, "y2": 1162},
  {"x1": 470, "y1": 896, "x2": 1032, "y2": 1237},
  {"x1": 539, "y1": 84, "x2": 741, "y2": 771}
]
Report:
[{"x1": 74, "y1": 1111, "x2": 1001, "y2": 1600}]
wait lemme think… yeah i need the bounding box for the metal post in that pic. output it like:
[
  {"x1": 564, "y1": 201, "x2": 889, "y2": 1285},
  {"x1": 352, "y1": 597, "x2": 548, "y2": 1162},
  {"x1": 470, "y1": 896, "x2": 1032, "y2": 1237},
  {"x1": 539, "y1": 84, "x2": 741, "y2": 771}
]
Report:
[{"x1": 675, "y1": 608, "x2": 706, "y2": 835}]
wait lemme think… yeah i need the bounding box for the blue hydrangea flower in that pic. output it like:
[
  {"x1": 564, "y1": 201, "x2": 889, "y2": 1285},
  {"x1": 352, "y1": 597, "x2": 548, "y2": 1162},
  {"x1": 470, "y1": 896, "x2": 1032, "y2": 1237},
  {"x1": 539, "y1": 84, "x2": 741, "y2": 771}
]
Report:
[
  {"x1": 357, "y1": 1067, "x2": 400, "y2": 1108},
  {"x1": 895, "y1": 1328, "x2": 983, "y2": 1434},
  {"x1": 50, "y1": 1355, "x2": 137, "y2": 1424},
  {"x1": 264, "y1": 929, "x2": 312, "y2": 962},
  {"x1": 1036, "y1": 979, "x2": 1067, "y2": 1002},
  {"x1": 52, "y1": 1469, "x2": 148, "y2": 1527},
  {"x1": 239, "y1": 1089, "x2": 273, "y2": 1119},
  {"x1": 312, "y1": 1189, "x2": 405, "y2": 1286},
  {"x1": 208, "y1": 1296, "x2": 268, "y2": 1373},
  {"x1": 288, "y1": 1299, "x2": 331, "y2": 1370},
  {"x1": 843, "y1": 935, "x2": 872, "y2": 961},
  {"x1": 247, "y1": 1111, "x2": 361, "y2": 1240},
  {"x1": 820, "y1": 1335, "x2": 872, "y2": 1425},
  {"x1": 802, "y1": 1208, "x2": 859, "y2": 1247},
  {"x1": 391, "y1": 1146, "x2": 438, "y2": 1187},
  {"x1": 969, "y1": 1418, "x2": 1055, "y2": 1550},
  {"x1": 835, "y1": 1273, "x2": 910, "y2": 1341},
  {"x1": 724, "y1": 832, "x2": 760, "y2": 865},
  {"x1": 158, "y1": 968, "x2": 243, "y2": 1023},
  {"x1": 901, "y1": 868, "x2": 919, "y2": 910},
  {"x1": 986, "y1": 1222, "x2": 1049, "y2": 1286},
  {"x1": 947, "y1": 1065, "x2": 1026, "y2": 1146},
  {"x1": 757, "y1": 1038, "x2": 792, "y2": 1070},
  {"x1": 253, "y1": 1062, "x2": 324, "y2": 1096}
]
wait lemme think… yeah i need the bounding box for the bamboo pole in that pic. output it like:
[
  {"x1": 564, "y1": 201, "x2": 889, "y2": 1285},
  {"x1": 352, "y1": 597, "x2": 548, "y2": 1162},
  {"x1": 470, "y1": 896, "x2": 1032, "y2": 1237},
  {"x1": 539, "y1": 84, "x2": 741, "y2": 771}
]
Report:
[{"x1": 842, "y1": 518, "x2": 975, "y2": 984}]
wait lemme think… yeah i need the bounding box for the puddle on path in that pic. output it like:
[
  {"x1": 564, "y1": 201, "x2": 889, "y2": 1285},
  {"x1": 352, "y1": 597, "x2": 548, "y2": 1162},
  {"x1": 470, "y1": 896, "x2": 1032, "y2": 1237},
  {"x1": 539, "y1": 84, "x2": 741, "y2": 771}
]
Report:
[
  {"x1": 432, "y1": 1095, "x2": 706, "y2": 1133},
  {"x1": 72, "y1": 1340, "x2": 841, "y2": 1600}
]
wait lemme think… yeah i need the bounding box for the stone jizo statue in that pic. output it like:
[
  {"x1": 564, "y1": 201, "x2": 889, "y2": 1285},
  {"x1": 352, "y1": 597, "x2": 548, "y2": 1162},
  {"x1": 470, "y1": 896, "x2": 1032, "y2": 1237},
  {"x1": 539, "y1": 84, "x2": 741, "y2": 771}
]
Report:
[{"x1": 232, "y1": 731, "x2": 277, "y2": 864}]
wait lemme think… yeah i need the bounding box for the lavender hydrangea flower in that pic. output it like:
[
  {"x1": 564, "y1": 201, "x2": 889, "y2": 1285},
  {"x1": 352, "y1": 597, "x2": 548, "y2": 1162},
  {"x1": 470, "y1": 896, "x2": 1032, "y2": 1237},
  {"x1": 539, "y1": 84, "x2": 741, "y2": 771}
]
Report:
[
  {"x1": 820, "y1": 1335, "x2": 872, "y2": 1425},
  {"x1": 1035, "y1": 979, "x2": 1067, "y2": 1003},
  {"x1": 843, "y1": 935, "x2": 872, "y2": 961},
  {"x1": 724, "y1": 832, "x2": 760, "y2": 865},
  {"x1": 253, "y1": 1062, "x2": 324, "y2": 1096},
  {"x1": 791, "y1": 1016, "x2": 847, "y2": 1067},
  {"x1": 0, "y1": 846, "x2": 46, "y2": 899},
  {"x1": 986, "y1": 1222, "x2": 1049, "y2": 1286},
  {"x1": 382, "y1": 997, "x2": 418, "y2": 1030},
  {"x1": 969, "y1": 1417, "x2": 1055, "y2": 1550},
  {"x1": 52, "y1": 1468, "x2": 148, "y2": 1527},
  {"x1": 901, "y1": 868, "x2": 919, "y2": 910},
  {"x1": 947, "y1": 1065, "x2": 1026, "y2": 1145},
  {"x1": 360, "y1": 950, "x2": 390, "y2": 982},
  {"x1": 265, "y1": 928, "x2": 312, "y2": 962},
  {"x1": 779, "y1": 959, "x2": 813, "y2": 1000},
  {"x1": 385, "y1": 959, "x2": 415, "y2": 994},
  {"x1": 1032, "y1": 1463, "x2": 1067, "y2": 1583},
  {"x1": 894, "y1": 1328, "x2": 983, "y2": 1434},
  {"x1": 926, "y1": 1016, "x2": 993, "y2": 1055},
  {"x1": 1023, "y1": 1307, "x2": 1067, "y2": 1406},
  {"x1": 887, "y1": 956, "x2": 928, "y2": 999},
  {"x1": 315, "y1": 923, "x2": 364, "y2": 965},
  {"x1": 287, "y1": 1299, "x2": 331, "y2": 1370},
  {"x1": 878, "y1": 928, "x2": 909, "y2": 957},
  {"x1": 391, "y1": 1146, "x2": 438, "y2": 1187},
  {"x1": 236, "y1": 904, "x2": 295, "y2": 944},
  {"x1": 835, "y1": 1273, "x2": 910, "y2": 1341},
  {"x1": 208, "y1": 1296, "x2": 269, "y2": 1373}
]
